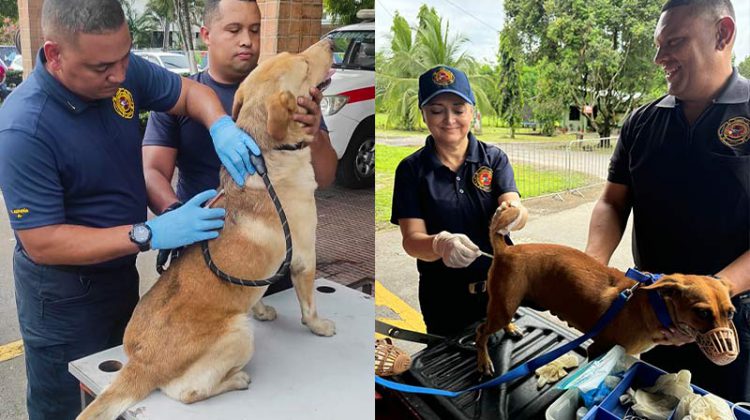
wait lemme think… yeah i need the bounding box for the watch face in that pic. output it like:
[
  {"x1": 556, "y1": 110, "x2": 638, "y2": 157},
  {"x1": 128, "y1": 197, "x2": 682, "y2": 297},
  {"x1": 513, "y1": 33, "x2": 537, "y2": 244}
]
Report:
[{"x1": 133, "y1": 225, "x2": 150, "y2": 243}]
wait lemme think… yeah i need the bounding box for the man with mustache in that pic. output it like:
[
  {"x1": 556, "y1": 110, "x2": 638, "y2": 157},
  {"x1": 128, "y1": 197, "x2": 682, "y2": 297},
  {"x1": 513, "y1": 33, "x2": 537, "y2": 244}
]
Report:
[{"x1": 0, "y1": 0, "x2": 265, "y2": 418}]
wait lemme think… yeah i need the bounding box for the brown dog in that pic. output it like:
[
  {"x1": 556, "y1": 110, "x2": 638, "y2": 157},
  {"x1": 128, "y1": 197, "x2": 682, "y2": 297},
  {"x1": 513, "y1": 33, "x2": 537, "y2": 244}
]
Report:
[
  {"x1": 77, "y1": 39, "x2": 336, "y2": 420},
  {"x1": 475, "y1": 202, "x2": 738, "y2": 375}
]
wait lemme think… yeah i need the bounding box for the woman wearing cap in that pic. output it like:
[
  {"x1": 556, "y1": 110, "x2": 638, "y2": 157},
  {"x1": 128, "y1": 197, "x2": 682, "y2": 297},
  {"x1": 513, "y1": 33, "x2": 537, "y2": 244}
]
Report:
[{"x1": 390, "y1": 66, "x2": 528, "y2": 336}]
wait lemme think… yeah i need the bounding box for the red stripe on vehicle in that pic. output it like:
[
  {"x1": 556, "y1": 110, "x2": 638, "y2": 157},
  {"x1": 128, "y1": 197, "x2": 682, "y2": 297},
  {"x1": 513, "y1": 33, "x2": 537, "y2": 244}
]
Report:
[{"x1": 340, "y1": 87, "x2": 375, "y2": 104}]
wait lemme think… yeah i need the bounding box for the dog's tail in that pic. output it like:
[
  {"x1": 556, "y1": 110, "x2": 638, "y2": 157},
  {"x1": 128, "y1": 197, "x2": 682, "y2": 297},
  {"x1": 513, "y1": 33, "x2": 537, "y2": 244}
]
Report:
[
  {"x1": 489, "y1": 202, "x2": 523, "y2": 253},
  {"x1": 76, "y1": 361, "x2": 157, "y2": 420}
]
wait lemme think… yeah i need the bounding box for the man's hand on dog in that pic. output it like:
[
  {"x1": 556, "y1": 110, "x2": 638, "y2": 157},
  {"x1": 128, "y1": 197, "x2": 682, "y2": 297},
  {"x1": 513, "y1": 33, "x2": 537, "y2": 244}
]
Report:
[
  {"x1": 146, "y1": 189, "x2": 225, "y2": 250},
  {"x1": 432, "y1": 231, "x2": 482, "y2": 268},
  {"x1": 293, "y1": 87, "x2": 323, "y2": 136},
  {"x1": 209, "y1": 115, "x2": 262, "y2": 187}
]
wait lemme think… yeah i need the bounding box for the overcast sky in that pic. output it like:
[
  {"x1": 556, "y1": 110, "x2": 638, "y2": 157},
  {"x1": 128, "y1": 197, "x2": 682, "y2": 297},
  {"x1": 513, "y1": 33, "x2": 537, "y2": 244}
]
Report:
[{"x1": 375, "y1": 0, "x2": 750, "y2": 65}]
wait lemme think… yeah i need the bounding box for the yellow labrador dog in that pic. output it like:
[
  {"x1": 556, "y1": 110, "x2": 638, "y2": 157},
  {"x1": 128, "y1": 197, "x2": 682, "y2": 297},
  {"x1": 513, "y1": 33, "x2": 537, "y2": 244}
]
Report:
[{"x1": 78, "y1": 39, "x2": 336, "y2": 420}]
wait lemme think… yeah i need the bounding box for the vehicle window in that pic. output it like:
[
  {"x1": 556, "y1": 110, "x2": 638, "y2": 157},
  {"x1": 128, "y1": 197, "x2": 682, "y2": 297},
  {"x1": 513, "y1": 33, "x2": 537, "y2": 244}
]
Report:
[
  {"x1": 160, "y1": 54, "x2": 189, "y2": 70},
  {"x1": 141, "y1": 55, "x2": 160, "y2": 66},
  {"x1": 350, "y1": 41, "x2": 375, "y2": 70},
  {"x1": 327, "y1": 30, "x2": 374, "y2": 67}
]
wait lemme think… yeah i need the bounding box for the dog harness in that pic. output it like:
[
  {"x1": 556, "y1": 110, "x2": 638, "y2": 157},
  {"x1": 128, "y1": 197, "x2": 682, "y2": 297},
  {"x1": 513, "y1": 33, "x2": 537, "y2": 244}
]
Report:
[{"x1": 201, "y1": 153, "x2": 293, "y2": 287}]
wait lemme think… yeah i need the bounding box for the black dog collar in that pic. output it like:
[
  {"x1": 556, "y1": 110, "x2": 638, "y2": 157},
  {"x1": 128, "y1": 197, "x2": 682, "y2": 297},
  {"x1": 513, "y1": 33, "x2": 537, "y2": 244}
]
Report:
[{"x1": 274, "y1": 141, "x2": 308, "y2": 151}]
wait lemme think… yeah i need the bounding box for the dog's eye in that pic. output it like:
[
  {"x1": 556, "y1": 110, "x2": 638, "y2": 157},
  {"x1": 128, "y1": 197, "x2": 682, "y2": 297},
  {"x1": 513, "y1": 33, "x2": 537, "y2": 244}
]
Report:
[{"x1": 694, "y1": 308, "x2": 713, "y2": 320}]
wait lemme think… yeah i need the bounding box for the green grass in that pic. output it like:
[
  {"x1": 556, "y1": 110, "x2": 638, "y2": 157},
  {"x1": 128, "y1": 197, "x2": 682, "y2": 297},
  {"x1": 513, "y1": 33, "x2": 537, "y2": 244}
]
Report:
[
  {"x1": 376, "y1": 144, "x2": 418, "y2": 230},
  {"x1": 375, "y1": 143, "x2": 597, "y2": 229}
]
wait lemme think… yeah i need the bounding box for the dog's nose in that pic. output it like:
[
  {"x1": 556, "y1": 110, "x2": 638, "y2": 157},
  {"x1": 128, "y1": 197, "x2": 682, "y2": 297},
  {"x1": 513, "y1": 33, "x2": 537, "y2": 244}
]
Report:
[{"x1": 324, "y1": 37, "x2": 334, "y2": 51}]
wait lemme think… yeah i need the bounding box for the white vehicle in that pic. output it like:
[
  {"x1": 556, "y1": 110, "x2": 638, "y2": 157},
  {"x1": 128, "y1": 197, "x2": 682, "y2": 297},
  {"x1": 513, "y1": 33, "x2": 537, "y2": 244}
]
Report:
[
  {"x1": 133, "y1": 51, "x2": 191, "y2": 75},
  {"x1": 9, "y1": 55, "x2": 22, "y2": 72},
  {"x1": 322, "y1": 11, "x2": 375, "y2": 188}
]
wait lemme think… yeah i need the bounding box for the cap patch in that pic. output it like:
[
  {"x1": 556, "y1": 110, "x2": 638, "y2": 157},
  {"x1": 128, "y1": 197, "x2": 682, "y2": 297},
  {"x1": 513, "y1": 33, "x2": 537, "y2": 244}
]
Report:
[{"x1": 432, "y1": 68, "x2": 455, "y2": 87}]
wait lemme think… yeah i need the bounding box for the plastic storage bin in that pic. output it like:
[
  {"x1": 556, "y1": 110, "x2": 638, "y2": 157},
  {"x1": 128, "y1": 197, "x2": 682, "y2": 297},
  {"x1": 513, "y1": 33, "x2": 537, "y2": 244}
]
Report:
[
  {"x1": 545, "y1": 354, "x2": 638, "y2": 420},
  {"x1": 545, "y1": 388, "x2": 579, "y2": 420},
  {"x1": 583, "y1": 361, "x2": 750, "y2": 419}
]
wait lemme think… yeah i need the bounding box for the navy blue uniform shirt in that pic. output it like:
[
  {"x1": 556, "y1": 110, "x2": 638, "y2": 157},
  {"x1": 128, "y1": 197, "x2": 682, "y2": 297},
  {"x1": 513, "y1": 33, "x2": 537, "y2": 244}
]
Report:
[
  {"x1": 391, "y1": 133, "x2": 518, "y2": 282},
  {"x1": 0, "y1": 50, "x2": 181, "y2": 267},
  {"x1": 391, "y1": 133, "x2": 518, "y2": 335},
  {"x1": 143, "y1": 70, "x2": 328, "y2": 202},
  {"x1": 609, "y1": 68, "x2": 750, "y2": 276}
]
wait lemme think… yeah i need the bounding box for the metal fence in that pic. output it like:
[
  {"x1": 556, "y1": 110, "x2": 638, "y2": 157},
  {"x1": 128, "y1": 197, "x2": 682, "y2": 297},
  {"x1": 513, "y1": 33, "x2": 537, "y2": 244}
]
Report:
[{"x1": 495, "y1": 137, "x2": 618, "y2": 200}]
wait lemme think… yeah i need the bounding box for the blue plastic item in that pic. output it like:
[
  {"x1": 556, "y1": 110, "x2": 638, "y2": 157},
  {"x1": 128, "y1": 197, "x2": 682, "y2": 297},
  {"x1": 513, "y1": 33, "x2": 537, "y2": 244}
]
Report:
[{"x1": 583, "y1": 361, "x2": 750, "y2": 419}]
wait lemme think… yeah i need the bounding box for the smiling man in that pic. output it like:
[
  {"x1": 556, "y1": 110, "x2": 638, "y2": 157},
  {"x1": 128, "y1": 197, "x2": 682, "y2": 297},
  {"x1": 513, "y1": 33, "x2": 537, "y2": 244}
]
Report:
[
  {"x1": 0, "y1": 0, "x2": 267, "y2": 418},
  {"x1": 586, "y1": 0, "x2": 750, "y2": 402}
]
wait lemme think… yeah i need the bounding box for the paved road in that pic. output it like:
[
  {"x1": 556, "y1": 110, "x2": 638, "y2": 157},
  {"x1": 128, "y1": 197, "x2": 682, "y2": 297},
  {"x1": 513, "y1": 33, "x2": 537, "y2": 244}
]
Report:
[{"x1": 0, "y1": 183, "x2": 373, "y2": 420}]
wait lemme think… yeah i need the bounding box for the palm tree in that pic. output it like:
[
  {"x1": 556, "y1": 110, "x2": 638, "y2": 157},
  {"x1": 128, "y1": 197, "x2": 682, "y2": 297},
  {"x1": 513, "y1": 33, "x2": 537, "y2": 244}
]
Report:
[
  {"x1": 146, "y1": 0, "x2": 175, "y2": 49},
  {"x1": 377, "y1": 6, "x2": 495, "y2": 131},
  {"x1": 122, "y1": 0, "x2": 158, "y2": 48}
]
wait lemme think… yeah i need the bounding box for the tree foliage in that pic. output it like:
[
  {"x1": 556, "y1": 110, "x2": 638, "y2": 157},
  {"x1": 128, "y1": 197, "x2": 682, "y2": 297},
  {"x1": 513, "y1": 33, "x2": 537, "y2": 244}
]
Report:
[
  {"x1": 497, "y1": 25, "x2": 523, "y2": 138},
  {"x1": 0, "y1": 0, "x2": 17, "y2": 20},
  {"x1": 507, "y1": 0, "x2": 665, "y2": 138},
  {"x1": 377, "y1": 6, "x2": 493, "y2": 131},
  {"x1": 739, "y1": 56, "x2": 750, "y2": 79},
  {"x1": 323, "y1": 0, "x2": 374, "y2": 25}
]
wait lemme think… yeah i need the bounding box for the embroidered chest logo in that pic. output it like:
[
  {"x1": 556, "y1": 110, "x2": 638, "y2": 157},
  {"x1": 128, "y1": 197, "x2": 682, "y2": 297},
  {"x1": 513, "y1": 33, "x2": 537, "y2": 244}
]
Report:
[
  {"x1": 11, "y1": 208, "x2": 29, "y2": 219},
  {"x1": 472, "y1": 166, "x2": 493, "y2": 192},
  {"x1": 718, "y1": 116, "x2": 750, "y2": 147},
  {"x1": 112, "y1": 88, "x2": 135, "y2": 119},
  {"x1": 432, "y1": 68, "x2": 455, "y2": 87}
]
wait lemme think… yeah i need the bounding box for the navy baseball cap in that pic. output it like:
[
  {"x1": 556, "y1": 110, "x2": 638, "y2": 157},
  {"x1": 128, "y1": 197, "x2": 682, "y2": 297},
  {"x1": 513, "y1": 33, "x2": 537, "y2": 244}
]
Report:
[{"x1": 418, "y1": 65, "x2": 476, "y2": 108}]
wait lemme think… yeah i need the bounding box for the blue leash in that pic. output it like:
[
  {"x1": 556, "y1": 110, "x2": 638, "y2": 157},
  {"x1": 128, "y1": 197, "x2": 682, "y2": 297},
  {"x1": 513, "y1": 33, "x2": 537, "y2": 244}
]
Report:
[{"x1": 375, "y1": 268, "x2": 667, "y2": 397}]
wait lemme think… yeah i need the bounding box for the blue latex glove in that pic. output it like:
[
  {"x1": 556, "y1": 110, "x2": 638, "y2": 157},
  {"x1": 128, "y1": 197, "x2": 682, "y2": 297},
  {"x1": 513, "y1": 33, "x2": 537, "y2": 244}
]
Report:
[
  {"x1": 209, "y1": 115, "x2": 262, "y2": 186},
  {"x1": 146, "y1": 189, "x2": 226, "y2": 250}
]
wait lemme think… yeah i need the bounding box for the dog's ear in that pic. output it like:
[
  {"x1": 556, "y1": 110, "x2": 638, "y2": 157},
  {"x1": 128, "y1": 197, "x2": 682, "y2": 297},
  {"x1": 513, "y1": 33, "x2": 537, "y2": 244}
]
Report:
[
  {"x1": 641, "y1": 276, "x2": 688, "y2": 298},
  {"x1": 232, "y1": 84, "x2": 245, "y2": 121},
  {"x1": 265, "y1": 90, "x2": 298, "y2": 141}
]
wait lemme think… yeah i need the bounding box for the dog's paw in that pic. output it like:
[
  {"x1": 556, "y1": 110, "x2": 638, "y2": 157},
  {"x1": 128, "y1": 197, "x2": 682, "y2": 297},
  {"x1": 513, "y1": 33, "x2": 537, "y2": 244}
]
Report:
[
  {"x1": 477, "y1": 355, "x2": 495, "y2": 376},
  {"x1": 229, "y1": 371, "x2": 252, "y2": 390},
  {"x1": 307, "y1": 318, "x2": 336, "y2": 337},
  {"x1": 252, "y1": 304, "x2": 277, "y2": 321},
  {"x1": 505, "y1": 323, "x2": 524, "y2": 339}
]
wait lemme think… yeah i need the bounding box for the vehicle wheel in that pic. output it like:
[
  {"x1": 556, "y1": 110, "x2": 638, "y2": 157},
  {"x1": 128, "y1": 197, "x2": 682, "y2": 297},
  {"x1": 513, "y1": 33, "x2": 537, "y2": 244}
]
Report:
[{"x1": 336, "y1": 131, "x2": 375, "y2": 188}]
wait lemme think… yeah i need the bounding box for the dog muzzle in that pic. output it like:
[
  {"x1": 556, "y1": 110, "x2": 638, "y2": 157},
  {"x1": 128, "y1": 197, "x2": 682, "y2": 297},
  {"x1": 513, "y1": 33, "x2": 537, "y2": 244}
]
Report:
[{"x1": 694, "y1": 323, "x2": 739, "y2": 366}]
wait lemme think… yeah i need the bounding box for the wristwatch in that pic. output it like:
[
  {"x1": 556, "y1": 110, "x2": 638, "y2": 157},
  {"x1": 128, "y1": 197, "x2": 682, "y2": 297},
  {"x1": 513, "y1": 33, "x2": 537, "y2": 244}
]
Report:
[{"x1": 129, "y1": 223, "x2": 152, "y2": 252}]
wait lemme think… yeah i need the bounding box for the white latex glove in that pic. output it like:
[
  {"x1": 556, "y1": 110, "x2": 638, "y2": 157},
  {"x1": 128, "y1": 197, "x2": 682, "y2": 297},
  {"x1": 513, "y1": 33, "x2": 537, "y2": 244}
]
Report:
[
  {"x1": 432, "y1": 231, "x2": 482, "y2": 268},
  {"x1": 495, "y1": 200, "x2": 529, "y2": 235}
]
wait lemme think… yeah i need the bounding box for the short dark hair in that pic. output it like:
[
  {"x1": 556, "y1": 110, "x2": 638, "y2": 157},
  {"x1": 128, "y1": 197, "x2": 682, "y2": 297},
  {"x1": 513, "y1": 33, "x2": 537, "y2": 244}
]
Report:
[
  {"x1": 204, "y1": 0, "x2": 258, "y2": 26},
  {"x1": 661, "y1": 0, "x2": 735, "y2": 21},
  {"x1": 42, "y1": 0, "x2": 125, "y2": 40}
]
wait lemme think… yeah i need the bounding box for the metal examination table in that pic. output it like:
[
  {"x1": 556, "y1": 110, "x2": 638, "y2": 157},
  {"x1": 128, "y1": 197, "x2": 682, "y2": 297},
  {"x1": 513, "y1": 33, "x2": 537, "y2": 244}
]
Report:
[{"x1": 69, "y1": 279, "x2": 374, "y2": 419}]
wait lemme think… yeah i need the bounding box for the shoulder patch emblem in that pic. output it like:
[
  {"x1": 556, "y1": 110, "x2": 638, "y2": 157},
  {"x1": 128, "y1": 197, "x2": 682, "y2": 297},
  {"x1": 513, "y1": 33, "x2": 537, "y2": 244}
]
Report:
[
  {"x1": 718, "y1": 116, "x2": 750, "y2": 147},
  {"x1": 432, "y1": 67, "x2": 455, "y2": 87},
  {"x1": 11, "y1": 208, "x2": 29, "y2": 219},
  {"x1": 472, "y1": 166, "x2": 493, "y2": 192},
  {"x1": 112, "y1": 88, "x2": 135, "y2": 119}
]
